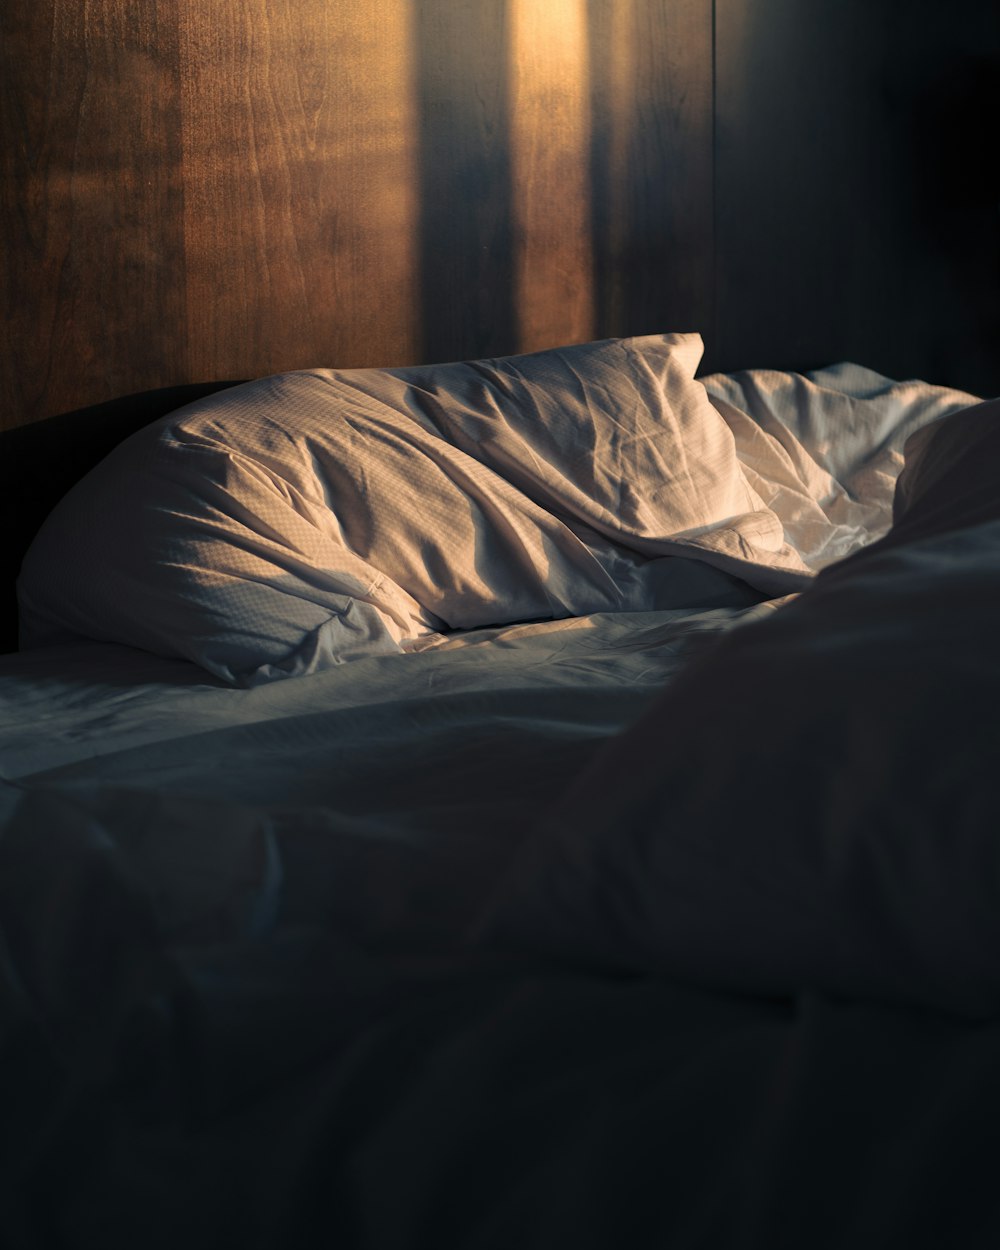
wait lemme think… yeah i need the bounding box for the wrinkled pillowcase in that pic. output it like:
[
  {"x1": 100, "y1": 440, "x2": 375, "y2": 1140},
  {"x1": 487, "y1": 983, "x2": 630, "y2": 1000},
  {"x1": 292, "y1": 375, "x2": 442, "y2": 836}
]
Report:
[{"x1": 17, "y1": 332, "x2": 805, "y2": 685}]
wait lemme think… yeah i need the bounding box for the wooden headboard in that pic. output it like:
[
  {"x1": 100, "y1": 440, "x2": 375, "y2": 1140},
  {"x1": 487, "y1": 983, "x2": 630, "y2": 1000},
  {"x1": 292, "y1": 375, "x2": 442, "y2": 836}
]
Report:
[{"x1": 2, "y1": 0, "x2": 998, "y2": 433}]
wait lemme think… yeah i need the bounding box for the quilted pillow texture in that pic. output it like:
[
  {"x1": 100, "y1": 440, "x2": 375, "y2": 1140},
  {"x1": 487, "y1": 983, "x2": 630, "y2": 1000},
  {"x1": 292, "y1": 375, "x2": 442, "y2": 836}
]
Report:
[
  {"x1": 18, "y1": 334, "x2": 811, "y2": 684},
  {"x1": 475, "y1": 399, "x2": 1000, "y2": 1019}
]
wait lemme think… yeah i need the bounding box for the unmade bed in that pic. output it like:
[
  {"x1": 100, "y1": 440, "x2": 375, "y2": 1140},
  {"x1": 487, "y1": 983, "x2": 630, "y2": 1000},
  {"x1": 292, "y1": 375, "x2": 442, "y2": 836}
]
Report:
[{"x1": 2, "y1": 334, "x2": 999, "y2": 1247}]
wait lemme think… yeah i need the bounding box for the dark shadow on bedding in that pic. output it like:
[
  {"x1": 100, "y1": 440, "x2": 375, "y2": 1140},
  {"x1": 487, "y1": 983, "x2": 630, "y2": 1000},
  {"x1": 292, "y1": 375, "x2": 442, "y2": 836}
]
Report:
[
  {"x1": 0, "y1": 382, "x2": 245, "y2": 656},
  {"x1": 477, "y1": 396, "x2": 1000, "y2": 1019}
]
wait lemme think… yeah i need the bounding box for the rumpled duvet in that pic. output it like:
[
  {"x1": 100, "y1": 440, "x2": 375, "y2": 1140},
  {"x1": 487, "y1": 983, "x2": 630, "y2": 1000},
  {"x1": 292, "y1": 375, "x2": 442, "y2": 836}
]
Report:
[{"x1": 478, "y1": 397, "x2": 1000, "y2": 1019}]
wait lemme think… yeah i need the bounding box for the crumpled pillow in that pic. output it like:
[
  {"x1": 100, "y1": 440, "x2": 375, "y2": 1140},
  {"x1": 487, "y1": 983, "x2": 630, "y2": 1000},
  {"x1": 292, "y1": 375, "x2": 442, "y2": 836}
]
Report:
[{"x1": 18, "y1": 333, "x2": 810, "y2": 685}]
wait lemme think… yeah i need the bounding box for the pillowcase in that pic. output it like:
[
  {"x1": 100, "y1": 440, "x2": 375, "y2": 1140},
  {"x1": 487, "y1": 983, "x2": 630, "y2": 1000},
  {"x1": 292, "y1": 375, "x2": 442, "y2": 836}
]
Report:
[
  {"x1": 474, "y1": 398, "x2": 1000, "y2": 1018},
  {"x1": 17, "y1": 333, "x2": 809, "y2": 685}
]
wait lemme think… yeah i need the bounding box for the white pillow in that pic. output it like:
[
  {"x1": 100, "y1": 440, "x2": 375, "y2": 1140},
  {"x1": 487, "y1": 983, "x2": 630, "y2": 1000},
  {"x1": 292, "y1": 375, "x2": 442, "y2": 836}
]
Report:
[
  {"x1": 474, "y1": 400, "x2": 1000, "y2": 1018},
  {"x1": 18, "y1": 334, "x2": 809, "y2": 685}
]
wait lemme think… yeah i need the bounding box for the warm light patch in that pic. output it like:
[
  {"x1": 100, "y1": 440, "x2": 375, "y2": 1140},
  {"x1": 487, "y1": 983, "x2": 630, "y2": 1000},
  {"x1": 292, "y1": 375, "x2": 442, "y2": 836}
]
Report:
[{"x1": 509, "y1": 0, "x2": 595, "y2": 352}]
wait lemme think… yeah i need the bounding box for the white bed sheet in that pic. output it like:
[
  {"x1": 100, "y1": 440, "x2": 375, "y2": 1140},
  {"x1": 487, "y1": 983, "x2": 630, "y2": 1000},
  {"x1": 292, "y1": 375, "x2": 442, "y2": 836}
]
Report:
[
  {"x1": 0, "y1": 602, "x2": 784, "y2": 781},
  {"x1": 1, "y1": 602, "x2": 790, "y2": 958}
]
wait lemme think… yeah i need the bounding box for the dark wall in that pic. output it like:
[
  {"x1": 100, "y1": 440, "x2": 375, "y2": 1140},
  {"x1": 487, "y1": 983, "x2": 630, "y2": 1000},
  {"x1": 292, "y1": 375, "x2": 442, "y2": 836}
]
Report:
[
  {"x1": 713, "y1": 0, "x2": 999, "y2": 392},
  {"x1": 1, "y1": 1, "x2": 997, "y2": 431}
]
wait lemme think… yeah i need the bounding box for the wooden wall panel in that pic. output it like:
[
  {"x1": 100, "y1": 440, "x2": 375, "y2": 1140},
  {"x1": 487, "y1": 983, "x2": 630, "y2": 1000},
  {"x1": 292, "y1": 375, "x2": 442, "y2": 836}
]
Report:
[
  {"x1": 587, "y1": 0, "x2": 715, "y2": 350},
  {"x1": 413, "y1": 0, "x2": 515, "y2": 363},
  {"x1": 177, "y1": 0, "x2": 420, "y2": 381},
  {"x1": 1, "y1": 0, "x2": 188, "y2": 426},
  {"x1": 413, "y1": 0, "x2": 714, "y2": 363},
  {"x1": 25, "y1": 2, "x2": 997, "y2": 422},
  {"x1": 509, "y1": 0, "x2": 595, "y2": 352},
  {"x1": 1, "y1": 0, "x2": 715, "y2": 429}
]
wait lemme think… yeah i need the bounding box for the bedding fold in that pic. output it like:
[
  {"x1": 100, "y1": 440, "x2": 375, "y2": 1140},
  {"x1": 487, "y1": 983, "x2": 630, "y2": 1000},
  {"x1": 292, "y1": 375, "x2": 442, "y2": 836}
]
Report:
[{"x1": 475, "y1": 398, "x2": 1000, "y2": 1018}]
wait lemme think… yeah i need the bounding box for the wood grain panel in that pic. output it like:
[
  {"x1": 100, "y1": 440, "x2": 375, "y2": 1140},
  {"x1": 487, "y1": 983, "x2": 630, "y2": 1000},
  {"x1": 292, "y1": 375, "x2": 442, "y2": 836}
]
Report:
[
  {"x1": 585, "y1": 1, "x2": 634, "y2": 340},
  {"x1": 2, "y1": 0, "x2": 715, "y2": 428},
  {"x1": 587, "y1": 0, "x2": 715, "y2": 354},
  {"x1": 414, "y1": 0, "x2": 515, "y2": 363},
  {"x1": 3, "y1": 0, "x2": 996, "y2": 430},
  {"x1": 509, "y1": 0, "x2": 595, "y2": 352},
  {"x1": 177, "y1": 0, "x2": 420, "y2": 380},
  {"x1": 1, "y1": 0, "x2": 187, "y2": 428}
]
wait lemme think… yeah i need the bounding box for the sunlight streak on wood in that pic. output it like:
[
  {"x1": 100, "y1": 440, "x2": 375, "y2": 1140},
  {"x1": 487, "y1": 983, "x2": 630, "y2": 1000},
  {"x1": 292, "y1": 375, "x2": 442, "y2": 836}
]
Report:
[{"x1": 509, "y1": 0, "x2": 595, "y2": 353}]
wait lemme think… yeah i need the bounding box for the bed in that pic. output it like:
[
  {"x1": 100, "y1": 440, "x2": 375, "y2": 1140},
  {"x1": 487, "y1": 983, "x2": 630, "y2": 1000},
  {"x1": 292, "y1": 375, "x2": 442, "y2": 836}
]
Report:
[{"x1": 3, "y1": 331, "x2": 999, "y2": 1247}]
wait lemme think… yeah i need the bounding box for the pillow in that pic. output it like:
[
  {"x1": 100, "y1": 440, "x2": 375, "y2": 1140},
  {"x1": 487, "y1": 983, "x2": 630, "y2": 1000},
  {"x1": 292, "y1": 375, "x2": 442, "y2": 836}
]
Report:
[
  {"x1": 0, "y1": 381, "x2": 245, "y2": 657},
  {"x1": 474, "y1": 399, "x2": 1000, "y2": 1018},
  {"x1": 17, "y1": 333, "x2": 811, "y2": 685}
]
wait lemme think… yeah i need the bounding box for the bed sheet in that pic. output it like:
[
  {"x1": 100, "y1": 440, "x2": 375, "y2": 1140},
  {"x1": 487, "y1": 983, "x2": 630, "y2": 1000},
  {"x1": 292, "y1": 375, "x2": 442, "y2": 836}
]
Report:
[
  {"x1": 0, "y1": 601, "x2": 786, "y2": 779},
  {"x1": 3, "y1": 771, "x2": 998, "y2": 1250},
  {"x1": 3, "y1": 932, "x2": 997, "y2": 1250},
  {"x1": 1, "y1": 601, "x2": 790, "y2": 962}
]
